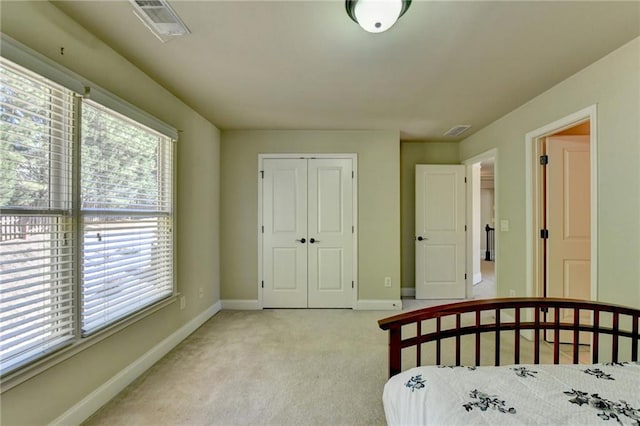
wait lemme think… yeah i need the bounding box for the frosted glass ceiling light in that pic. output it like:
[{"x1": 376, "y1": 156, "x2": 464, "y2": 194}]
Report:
[{"x1": 346, "y1": 0, "x2": 411, "y2": 33}]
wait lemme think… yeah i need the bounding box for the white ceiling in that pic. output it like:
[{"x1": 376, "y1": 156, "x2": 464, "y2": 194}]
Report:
[{"x1": 52, "y1": 0, "x2": 640, "y2": 141}]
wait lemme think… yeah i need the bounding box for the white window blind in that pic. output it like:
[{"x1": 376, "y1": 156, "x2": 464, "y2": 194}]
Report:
[
  {"x1": 1, "y1": 50, "x2": 176, "y2": 376},
  {"x1": 80, "y1": 100, "x2": 173, "y2": 335},
  {"x1": 0, "y1": 58, "x2": 76, "y2": 374}
]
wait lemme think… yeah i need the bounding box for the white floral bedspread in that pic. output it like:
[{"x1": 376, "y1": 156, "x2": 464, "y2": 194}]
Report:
[{"x1": 382, "y1": 362, "x2": 640, "y2": 425}]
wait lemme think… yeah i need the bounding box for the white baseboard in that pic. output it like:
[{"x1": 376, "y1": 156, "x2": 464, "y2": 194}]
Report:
[
  {"x1": 51, "y1": 301, "x2": 222, "y2": 426},
  {"x1": 474, "y1": 272, "x2": 482, "y2": 285},
  {"x1": 355, "y1": 299, "x2": 402, "y2": 310},
  {"x1": 401, "y1": 287, "x2": 415, "y2": 298},
  {"x1": 221, "y1": 299, "x2": 261, "y2": 310},
  {"x1": 222, "y1": 299, "x2": 403, "y2": 310}
]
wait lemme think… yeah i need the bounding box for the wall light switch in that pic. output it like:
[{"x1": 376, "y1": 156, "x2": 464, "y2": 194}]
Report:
[{"x1": 500, "y1": 219, "x2": 509, "y2": 232}]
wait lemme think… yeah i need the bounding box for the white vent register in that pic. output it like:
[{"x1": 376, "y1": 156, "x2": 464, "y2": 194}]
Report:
[
  {"x1": 130, "y1": 0, "x2": 190, "y2": 41},
  {"x1": 443, "y1": 125, "x2": 471, "y2": 137}
]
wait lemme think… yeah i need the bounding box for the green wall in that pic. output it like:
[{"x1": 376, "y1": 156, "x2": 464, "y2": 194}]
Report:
[
  {"x1": 1, "y1": 2, "x2": 221, "y2": 424},
  {"x1": 400, "y1": 142, "x2": 460, "y2": 290},
  {"x1": 220, "y1": 130, "x2": 401, "y2": 303},
  {"x1": 459, "y1": 37, "x2": 640, "y2": 308}
]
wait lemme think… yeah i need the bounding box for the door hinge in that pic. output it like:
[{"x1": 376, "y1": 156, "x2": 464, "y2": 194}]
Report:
[
  {"x1": 540, "y1": 155, "x2": 549, "y2": 165},
  {"x1": 260, "y1": 170, "x2": 264, "y2": 178},
  {"x1": 262, "y1": 225, "x2": 264, "y2": 233},
  {"x1": 261, "y1": 281, "x2": 264, "y2": 288},
  {"x1": 464, "y1": 177, "x2": 467, "y2": 183},
  {"x1": 352, "y1": 171, "x2": 354, "y2": 178},
  {"x1": 465, "y1": 225, "x2": 467, "y2": 231},
  {"x1": 352, "y1": 281, "x2": 354, "y2": 289},
  {"x1": 352, "y1": 225, "x2": 354, "y2": 233},
  {"x1": 465, "y1": 273, "x2": 467, "y2": 279},
  {"x1": 540, "y1": 229, "x2": 549, "y2": 239}
]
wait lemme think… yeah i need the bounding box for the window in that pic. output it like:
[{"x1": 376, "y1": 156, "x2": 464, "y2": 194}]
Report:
[
  {"x1": 0, "y1": 55, "x2": 175, "y2": 376},
  {"x1": 0, "y1": 59, "x2": 75, "y2": 374},
  {"x1": 80, "y1": 101, "x2": 173, "y2": 335}
]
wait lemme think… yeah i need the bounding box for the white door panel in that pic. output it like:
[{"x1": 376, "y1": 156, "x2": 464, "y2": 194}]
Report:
[
  {"x1": 263, "y1": 159, "x2": 308, "y2": 308},
  {"x1": 415, "y1": 165, "x2": 466, "y2": 299},
  {"x1": 308, "y1": 159, "x2": 353, "y2": 308}
]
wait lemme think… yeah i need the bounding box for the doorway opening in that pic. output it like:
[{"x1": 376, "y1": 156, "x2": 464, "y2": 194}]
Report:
[
  {"x1": 538, "y1": 121, "x2": 591, "y2": 302},
  {"x1": 464, "y1": 149, "x2": 498, "y2": 300},
  {"x1": 525, "y1": 105, "x2": 597, "y2": 302},
  {"x1": 525, "y1": 106, "x2": 597, "y2": 361}
]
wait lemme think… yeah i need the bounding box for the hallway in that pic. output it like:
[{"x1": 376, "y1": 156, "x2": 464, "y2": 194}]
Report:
[{"x1": 473, "y1": 260, "x2": 496, "y2": 300}]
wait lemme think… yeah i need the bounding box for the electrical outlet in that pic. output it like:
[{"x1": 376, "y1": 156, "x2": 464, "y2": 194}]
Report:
[
  {"x1": 509, "y1": 289, "x2": 516, "y2": 297},
  {"x1": 198, "y1": 287, "x2": 204, "y2": 299},
  {"x1": 179, "y1": 296, "x2": 186, "y2": 310},
  {"x1": 384, "y1": 277, "x2": 392, "y2": 288}
]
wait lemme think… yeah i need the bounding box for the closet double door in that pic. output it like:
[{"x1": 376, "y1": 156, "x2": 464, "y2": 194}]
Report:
[{"x1": 262, "y1": 157, "x2": 354, "y2": 308}]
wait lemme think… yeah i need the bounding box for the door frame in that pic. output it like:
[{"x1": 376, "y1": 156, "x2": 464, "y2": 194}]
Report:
[
  {"x1": 525, "y1": 105, "x2": 598, "y2": 302},
  {"x1": 257, "y1": 153, "x2": 358, "y2": 309},
  {"x1": 464, "y1": 148, "x2": 499, "y2": 299}
]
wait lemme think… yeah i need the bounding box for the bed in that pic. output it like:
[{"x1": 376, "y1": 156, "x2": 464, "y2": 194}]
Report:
[{"x1": 378, "y1": 298, "x2": 640, "y2": 425}]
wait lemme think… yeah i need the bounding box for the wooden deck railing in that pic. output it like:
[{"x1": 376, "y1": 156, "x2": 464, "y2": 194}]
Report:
[{"x1": 0, "y1": 216, "x2": 50, "y2": 241}]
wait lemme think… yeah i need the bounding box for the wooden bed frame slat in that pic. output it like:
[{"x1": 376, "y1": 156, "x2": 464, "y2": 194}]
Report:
[
  {"x1": 378, "y1": 298, "x2": 640, "y2": 377},
  {"x1": 475, "y1": 310, "x2": 481, "y2": 366},
  {"x1": 572, "y1": 308, "x2": 580, "y2": 364},
  {"x1": 593, "y1": 309, "x2": 600, "y2": 364},
  {"x1": 553, "y1": 308, "x2": 560, "y2": 364},
  {"x1": 416, "y1": 321, "x2": 421, "y2": 367},
  {"x1": 534, "y1": 307, "x2": 540, "y2": 364},
  {"x1": 633, "y1": 316, "x2": 639, "y2": 362},
  {"x1": 515, "y1": 307, "x2": 521, "y2": 364},
  {"x1": 435, "y1": 317, "x2": 441, "y2": 366},
  {"x1": 613, "y1": 312, "x2": 619, "y2": 363},
  {"x1": 455, "y1": 314, "x2": 461, "y2": 366},
  {"x1": 493, "y1": 309, "x2": 499, "y2": 366}
]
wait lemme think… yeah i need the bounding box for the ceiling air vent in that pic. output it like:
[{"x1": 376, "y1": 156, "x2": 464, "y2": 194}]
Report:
[
  {"x1": 130, "y1": 0, "x2": 190, "y2": 41},
  {"x1": 443, "y1": 125, "x2": 471, "y2": 137}
]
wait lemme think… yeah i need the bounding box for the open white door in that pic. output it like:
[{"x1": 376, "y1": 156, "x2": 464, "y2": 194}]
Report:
[
  {"x1": 415, "y1": 165, "x2": 466, "y2": 299},
  {"x1": 546, "y1": 135, "x2": 591, "y2": 342}
]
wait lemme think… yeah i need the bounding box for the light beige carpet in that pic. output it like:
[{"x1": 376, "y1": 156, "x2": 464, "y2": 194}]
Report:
[
  {"x1": 84, "y1": 309, "x2": 392, "y2": 426},
  {"x1": 83, "y1": 303, "x2": 579, "y2": 426}
]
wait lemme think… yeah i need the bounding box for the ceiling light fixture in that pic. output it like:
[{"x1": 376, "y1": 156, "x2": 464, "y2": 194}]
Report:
[{"x1": 345, "y1": 0, "x2": 412, "y2": 33}]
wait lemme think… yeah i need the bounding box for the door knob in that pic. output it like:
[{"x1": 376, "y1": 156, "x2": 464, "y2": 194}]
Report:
[
  {"x1": 296, "y1": 238, "x2": 306, "y2": 243},
  {"x1": 309, "y1": 238, "x2": 320, "y2": 244},
  {"x1": 416, "y1": 236, "x2": 427, "y2": 241}
]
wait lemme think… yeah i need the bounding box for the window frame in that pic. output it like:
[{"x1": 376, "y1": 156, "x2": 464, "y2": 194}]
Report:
[
  {"x1": 0, "y1": 34, "x2": 178, "y2": 390},
  {"x1": 79, "y1": 98, "x2": 175, "y2": 336}
]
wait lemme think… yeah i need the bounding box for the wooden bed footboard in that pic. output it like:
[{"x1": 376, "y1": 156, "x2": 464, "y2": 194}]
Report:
[{"x1": 378, "y1": 298, "x2": 640, "y2": 377}]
